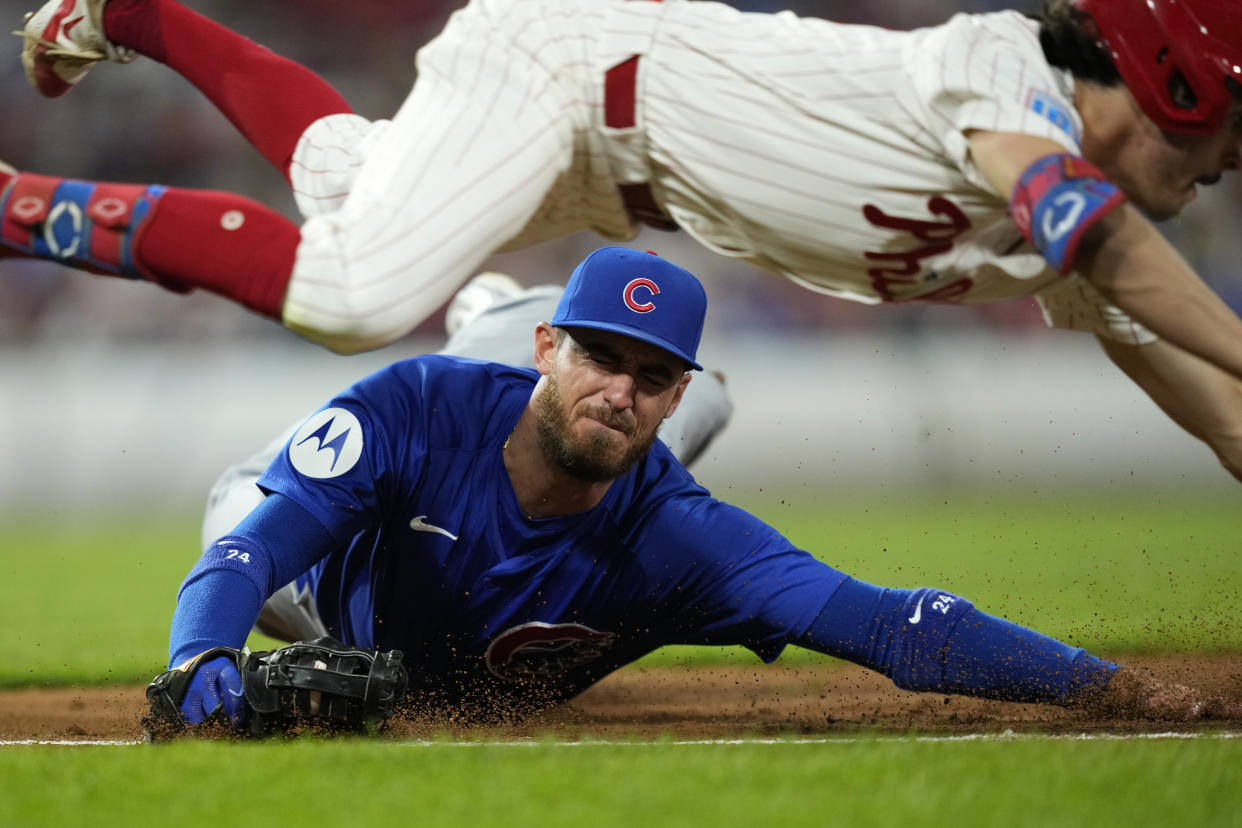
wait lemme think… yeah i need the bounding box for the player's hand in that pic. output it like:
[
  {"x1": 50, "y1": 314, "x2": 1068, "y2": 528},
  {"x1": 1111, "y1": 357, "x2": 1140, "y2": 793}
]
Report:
[
  {"x1": 178, "y1": 655, "x2": 245, "y2": 725},
  {"x1": 145, "y1": 639, "x2": 405, "y2": 740}
]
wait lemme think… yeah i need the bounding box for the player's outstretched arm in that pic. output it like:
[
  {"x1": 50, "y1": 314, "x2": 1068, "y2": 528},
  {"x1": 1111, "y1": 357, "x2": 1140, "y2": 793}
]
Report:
[
  {"x1": 796, "y1": 577, "x2": 1235, "y2": 720},
  {"x1": 1097, "y1": 336, "x2": 1242, "y2": 483},
  {"x1": 968, "y1": 130, "x2": 1242, "y2": 384},
  {"x1": 796, "y1": 578, "x2": 1117, "y2": 706},
  {"x1": 1075, "y1": 205, "x2": 1242, "y2": 381},
  {"x1": 169, "y1": 493, "x2": 336, "y2": 666}
]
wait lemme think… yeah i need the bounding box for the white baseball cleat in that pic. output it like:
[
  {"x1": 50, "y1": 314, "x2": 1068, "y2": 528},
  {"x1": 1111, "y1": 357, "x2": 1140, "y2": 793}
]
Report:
[
  {"x1": 15, "y1": 0, "x2": 134, "y2": 98},
  {"x1": 444, "y1": 272, "x2": 524, "y2": 338}
]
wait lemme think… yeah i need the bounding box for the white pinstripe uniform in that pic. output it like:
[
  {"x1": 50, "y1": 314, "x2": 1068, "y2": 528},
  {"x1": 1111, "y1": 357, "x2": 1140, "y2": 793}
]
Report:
[{"x1": 282, "y1": 0, "x2": 1153, "y2": 353}]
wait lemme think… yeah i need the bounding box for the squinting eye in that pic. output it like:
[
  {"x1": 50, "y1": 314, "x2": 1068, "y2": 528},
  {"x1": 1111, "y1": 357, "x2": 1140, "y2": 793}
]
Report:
[{"x1": 589, "y1": 353, "x2": 620, "y2": 369}]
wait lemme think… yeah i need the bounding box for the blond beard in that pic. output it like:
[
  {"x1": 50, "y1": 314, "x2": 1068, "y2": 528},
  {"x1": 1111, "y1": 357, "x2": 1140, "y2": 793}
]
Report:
[{"x1": 533, "y1": 375, "x2": 658, "y2": 483}]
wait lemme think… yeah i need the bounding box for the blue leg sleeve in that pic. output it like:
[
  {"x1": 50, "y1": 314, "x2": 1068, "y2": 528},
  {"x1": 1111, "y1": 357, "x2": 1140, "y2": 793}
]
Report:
[{"x1": 800, "y1": 578, "x2": 1117, "y2": 704}]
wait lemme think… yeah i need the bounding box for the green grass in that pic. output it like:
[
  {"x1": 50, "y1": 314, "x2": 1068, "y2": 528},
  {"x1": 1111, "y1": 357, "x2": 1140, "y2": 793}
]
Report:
[
  {"x1": 3, "y1": 494, "x2": 1241, "y2": 827},
  {"x1": 0, "y1": 513, "x2": 282, "y2": 687},
  {"x1": 1, "y1": 737, "x2": 1241, "y2": 827},
  {"x1": 1, "y1": 493, "x2": 1239, "y2": 687}
]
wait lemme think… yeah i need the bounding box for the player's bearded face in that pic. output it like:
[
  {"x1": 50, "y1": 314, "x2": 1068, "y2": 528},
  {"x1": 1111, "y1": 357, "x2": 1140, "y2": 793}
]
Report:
[{"x1": 534, "y1": 373, "x2": 662, "y2": 483}]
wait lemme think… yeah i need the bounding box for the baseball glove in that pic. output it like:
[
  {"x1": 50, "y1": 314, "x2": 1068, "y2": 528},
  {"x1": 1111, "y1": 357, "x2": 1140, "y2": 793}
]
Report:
[{"x1": 143, "y1": 636, "x2": 408, "y2": 740}]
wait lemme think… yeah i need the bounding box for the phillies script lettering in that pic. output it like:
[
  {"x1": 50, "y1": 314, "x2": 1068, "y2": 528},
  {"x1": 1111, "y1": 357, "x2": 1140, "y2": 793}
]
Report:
[{"x1": 862, "y1": 197, "x2": 973, "y2": 302}]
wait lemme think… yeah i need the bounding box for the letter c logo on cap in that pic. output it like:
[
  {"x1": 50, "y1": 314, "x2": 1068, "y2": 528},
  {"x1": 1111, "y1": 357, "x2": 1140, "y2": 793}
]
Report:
[{"x1": 623, "y1": 278, "x2": 660, "y2": 313}]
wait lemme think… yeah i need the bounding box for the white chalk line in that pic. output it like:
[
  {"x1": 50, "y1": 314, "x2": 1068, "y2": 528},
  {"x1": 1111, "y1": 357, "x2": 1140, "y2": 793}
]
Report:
[
  {"x1": 3, "y1": 730, "x2": 1240, "y2": 747},
  {"x1": 3, "y1": 739, "x2": 141, "y2": 746}
]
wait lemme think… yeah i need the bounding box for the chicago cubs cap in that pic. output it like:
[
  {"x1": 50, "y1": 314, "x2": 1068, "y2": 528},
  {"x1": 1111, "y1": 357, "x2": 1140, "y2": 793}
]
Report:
[{"x1": 551, "y1": 247, "x2": 706, "y2": 370}]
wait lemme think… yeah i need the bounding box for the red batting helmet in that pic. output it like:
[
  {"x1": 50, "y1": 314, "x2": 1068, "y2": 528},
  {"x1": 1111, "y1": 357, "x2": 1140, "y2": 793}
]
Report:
[{"x1": 1073, "y1": 0, "x2": 1242, "y2": 134}]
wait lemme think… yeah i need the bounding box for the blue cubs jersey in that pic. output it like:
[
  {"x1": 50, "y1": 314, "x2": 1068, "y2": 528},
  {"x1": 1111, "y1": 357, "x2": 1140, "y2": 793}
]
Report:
[{"x1": 256, "y1": 356, "x2": 844, "y2": 716}]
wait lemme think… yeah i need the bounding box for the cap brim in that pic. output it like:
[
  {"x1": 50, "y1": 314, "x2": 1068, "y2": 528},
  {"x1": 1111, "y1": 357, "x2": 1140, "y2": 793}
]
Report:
[{"x1": 555, "y1": 320, "x2": 703, "y2": 371}]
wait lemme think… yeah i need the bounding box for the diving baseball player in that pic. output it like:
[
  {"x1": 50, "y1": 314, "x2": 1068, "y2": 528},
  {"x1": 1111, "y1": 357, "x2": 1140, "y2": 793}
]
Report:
[
  {"x1": 158, "y1": 247, "x2": 1226, "y2": 728},
  {"x1": 199, "y1": 269, "x2": 734, "y2": 555},
  {"x1": 7, "y1": 0, "x2": 1242, "y2": 481}
]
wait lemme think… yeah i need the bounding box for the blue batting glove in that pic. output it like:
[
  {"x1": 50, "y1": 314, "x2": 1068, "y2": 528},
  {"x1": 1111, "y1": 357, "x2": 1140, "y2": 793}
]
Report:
[{"x1": 179, "y1": 655, "x2": 246, "y2": 726}]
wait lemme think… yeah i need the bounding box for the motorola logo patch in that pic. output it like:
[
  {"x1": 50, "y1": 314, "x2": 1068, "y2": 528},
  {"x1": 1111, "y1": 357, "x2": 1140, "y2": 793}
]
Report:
[{"x1": 289, "y1": 407, "x2": 364, "y2": 479}]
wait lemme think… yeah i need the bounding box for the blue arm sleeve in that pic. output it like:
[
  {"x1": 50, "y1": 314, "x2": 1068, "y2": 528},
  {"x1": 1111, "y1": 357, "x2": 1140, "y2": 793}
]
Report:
[
  {"x1": 168, "y1": 493, "x2": 338, "y2": 667},
  {"x1": 795, "y1": 577, "x2": 1117, "y2": 704},
  {"x1": 635, "y1": 492, "x2": 846, "y2": 661}
]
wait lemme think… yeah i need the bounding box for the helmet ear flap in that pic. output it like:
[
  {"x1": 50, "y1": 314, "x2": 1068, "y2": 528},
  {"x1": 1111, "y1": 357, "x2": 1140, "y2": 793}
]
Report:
[{"x1": 1166, "y1": 69, "x2": 1197, "y2": 112}]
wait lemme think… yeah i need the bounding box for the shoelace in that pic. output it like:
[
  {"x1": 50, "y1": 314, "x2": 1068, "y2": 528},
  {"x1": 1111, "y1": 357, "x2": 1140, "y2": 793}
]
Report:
[{"x1": 13, "y1": 8, "x2": 136, "y2": 63}]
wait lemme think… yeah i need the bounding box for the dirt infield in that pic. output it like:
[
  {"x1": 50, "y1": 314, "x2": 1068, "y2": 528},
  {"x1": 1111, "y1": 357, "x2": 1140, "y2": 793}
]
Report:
[{"x1": 3, "y1": 654, "x2": 1240, "y2": 742}]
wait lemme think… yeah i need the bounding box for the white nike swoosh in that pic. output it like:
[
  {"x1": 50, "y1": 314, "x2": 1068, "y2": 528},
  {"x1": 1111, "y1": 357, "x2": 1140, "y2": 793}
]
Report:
[
  {"x1": 409, "y1": 515, "x2": 459, "y2": 541},
  {"x1": 908, "y1": 596, "x2": 924, "y2": 625}
]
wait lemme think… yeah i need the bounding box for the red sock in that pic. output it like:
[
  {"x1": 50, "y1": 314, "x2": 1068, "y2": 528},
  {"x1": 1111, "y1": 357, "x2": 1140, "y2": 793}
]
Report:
[
  {"x1": 1, "y1": 170, "x2": 295, "y2": 318},
  {"x1": 102, "y1": 0, "x2": 353, "y2": 178},
  {"x1": 135, "y1": 188, "x2": 299, "y2": 320}
]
